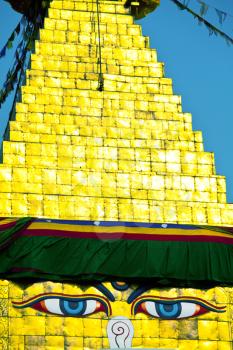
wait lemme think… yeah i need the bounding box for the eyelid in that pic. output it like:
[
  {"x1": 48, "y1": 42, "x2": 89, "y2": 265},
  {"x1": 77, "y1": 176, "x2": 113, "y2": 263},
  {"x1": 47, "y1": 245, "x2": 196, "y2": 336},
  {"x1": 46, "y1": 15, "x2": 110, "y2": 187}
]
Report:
[
  {"x1": 131, "y1": 295, "x2": 226, "y2": 315},
  {"x1": 12, "y1": 293, "x2": 112, "y2": 315}
]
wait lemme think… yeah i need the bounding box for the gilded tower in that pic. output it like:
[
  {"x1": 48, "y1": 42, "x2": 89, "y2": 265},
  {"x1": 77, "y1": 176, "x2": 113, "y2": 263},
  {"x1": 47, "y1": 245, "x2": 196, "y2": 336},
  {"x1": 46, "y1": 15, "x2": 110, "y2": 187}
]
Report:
[
  {"x1": 0, "y1": 0, "x2": 232, "y2": 225},
  {"x1": 0, "y1": 0, "x2": 232, "y2": 349}
]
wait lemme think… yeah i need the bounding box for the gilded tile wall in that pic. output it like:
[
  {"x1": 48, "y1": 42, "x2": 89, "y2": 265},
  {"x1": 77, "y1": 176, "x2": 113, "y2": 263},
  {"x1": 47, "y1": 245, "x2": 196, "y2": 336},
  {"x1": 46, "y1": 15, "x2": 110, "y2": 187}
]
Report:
[
  {"x1": 0, "y1": 281, "x2": 232, "y2": 350},
  {"x1": 0, "y1": 0, "x2": 232, "y2": 225}
]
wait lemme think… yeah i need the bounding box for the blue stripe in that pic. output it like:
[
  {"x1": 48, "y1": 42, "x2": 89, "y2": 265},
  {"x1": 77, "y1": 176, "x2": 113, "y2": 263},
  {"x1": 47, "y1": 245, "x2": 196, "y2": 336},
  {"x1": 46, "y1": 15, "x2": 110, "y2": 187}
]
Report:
[{"x1": 34, "y1": 219, "x2": 200, "y2": 230}]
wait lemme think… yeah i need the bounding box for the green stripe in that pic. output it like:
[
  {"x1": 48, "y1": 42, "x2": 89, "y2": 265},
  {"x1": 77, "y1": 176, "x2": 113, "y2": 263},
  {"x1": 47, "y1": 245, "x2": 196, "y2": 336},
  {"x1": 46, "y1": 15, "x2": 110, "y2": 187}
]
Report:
[{"x1": 0, "y1": 235, "x2": 232, "y2": 287}]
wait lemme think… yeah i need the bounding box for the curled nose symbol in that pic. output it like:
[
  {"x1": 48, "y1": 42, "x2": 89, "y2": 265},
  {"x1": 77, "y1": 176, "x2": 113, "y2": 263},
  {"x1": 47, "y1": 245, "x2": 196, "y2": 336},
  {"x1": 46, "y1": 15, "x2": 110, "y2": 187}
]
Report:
[{"x1": 107, "y1": 316, "x2": 134, "y2": 349}]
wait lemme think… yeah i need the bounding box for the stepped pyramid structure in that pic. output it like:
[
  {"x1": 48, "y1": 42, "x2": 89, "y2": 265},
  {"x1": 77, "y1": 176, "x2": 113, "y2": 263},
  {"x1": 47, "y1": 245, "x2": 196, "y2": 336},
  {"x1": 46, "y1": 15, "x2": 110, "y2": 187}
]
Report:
[
  {"x1": 0, "y1": 0, "x2": 233, "y2": 226},
  {"x1": 0, "y1": 2, "x2": 233, "y2": 349}
]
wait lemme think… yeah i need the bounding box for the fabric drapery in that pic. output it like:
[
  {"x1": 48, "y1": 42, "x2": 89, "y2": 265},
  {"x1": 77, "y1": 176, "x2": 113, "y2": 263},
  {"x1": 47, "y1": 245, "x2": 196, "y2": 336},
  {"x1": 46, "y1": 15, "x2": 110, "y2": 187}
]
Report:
[{"x1": 0, "y1": 217, "x2": 232, "y2": 287}]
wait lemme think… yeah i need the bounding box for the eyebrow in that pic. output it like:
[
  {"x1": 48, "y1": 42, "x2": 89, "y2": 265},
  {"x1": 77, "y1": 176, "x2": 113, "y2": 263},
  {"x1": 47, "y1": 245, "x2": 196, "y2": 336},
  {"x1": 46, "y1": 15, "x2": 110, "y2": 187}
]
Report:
[
  {"x1": 127, "y1": 286, "x2": 152, "y2": 304},
  {"x1": 95, "y1": 283, "x2": 115, "y2": 302}
]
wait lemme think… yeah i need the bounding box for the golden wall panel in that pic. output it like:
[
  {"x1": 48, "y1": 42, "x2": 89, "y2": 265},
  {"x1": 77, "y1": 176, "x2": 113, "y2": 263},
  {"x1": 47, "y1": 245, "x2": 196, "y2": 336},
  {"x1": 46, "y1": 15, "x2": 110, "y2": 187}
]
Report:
[{"x1": 0, "y1": 281, "x2": 232, "y2": 349}]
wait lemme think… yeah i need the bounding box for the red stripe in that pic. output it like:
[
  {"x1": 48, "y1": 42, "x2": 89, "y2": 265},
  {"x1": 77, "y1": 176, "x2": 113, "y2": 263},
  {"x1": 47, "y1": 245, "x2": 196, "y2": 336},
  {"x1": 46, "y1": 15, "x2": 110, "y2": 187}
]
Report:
[
  {"x1": 0, "y1": 221, "x2": 19, "y2": 231},
  {"x1": 22, "y1": 229, "x2": 233, "y2": 245}
]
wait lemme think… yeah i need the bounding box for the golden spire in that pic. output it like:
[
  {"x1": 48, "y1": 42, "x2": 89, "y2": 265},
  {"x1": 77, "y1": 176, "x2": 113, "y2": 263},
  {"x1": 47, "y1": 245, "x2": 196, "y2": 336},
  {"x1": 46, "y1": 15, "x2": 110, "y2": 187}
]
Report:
[{"x1": 0, "y1": 0, "x2": 232, "y2": 226}]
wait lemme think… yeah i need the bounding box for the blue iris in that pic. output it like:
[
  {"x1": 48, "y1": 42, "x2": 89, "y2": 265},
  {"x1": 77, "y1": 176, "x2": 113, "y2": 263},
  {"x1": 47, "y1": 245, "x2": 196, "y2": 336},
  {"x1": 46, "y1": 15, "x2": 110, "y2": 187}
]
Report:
[
  {"x1": 60, "y1": 299, "x2": 86, "y2": 316},
  {"x1": 155, "y1": 302, "x2": 181, "y2": 319}
]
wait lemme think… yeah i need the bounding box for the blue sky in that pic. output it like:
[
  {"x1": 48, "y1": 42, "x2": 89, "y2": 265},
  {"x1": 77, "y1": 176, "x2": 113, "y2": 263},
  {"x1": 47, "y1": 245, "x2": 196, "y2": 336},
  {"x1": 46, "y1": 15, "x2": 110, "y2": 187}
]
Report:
[{"x1": 0, "y1": 0, "x2": 233, "y2": 201}]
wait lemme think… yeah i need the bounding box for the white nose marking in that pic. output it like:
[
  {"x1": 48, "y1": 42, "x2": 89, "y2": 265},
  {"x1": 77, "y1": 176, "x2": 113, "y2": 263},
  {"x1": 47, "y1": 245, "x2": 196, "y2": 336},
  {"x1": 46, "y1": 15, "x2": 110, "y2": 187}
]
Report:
[{"x1": 107, "y1": 316, "x2": 134, "y2": 349}]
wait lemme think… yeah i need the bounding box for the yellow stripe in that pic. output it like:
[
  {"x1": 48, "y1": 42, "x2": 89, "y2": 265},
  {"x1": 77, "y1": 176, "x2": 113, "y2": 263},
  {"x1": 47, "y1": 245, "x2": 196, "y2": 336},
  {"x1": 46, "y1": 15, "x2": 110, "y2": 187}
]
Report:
[
  {"x1": 0, "y1": 218, "x2": 19, "y2": 226},
  {"x1": 27, "y1": 223, "x2": 233, "y2": 238}
]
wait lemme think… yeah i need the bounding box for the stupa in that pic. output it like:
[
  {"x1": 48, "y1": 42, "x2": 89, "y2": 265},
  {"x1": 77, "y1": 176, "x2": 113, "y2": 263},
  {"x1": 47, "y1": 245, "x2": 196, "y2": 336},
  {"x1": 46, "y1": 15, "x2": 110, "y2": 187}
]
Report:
[{"x1": 0, "y1": 0, "x2": 232, "y2": 349}]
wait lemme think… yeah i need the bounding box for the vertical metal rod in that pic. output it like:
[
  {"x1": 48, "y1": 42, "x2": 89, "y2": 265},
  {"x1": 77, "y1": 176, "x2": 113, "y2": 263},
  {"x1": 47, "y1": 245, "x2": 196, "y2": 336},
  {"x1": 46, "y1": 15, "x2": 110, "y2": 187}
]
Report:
[{"x1": 96, "y1": 0, "x2": 104, "y2": 91}]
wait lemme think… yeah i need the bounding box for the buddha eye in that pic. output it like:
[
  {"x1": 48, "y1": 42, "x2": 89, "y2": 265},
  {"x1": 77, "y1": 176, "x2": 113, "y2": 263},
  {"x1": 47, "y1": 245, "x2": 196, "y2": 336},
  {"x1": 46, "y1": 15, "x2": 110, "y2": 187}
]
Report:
[
  {"x1": 12, "y1": 293, "x2": 111, "y2": 317},
  {"x1": 132, "y1": 296, "x2": 226, "y2": 320}
]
